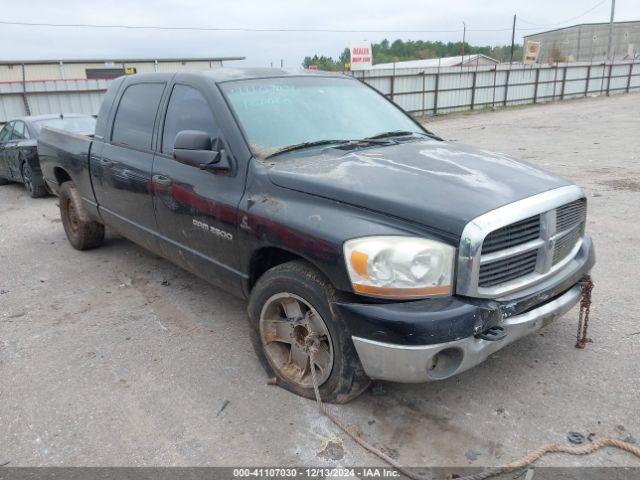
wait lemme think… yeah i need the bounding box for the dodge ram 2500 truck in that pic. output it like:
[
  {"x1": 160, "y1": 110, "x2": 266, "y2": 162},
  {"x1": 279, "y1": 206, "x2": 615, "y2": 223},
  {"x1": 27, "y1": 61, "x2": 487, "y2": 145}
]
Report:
[{"x1": 38, "y1": 69, "x2": 595, "y2": 403}]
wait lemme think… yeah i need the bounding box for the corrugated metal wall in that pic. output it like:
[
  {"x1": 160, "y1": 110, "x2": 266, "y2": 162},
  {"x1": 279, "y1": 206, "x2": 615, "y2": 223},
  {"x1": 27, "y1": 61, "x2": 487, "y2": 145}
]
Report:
[
  {"x1": 354, "y1": 60, "x2": 640, "y2": 116},
  {"x1": 0, "y1": 60, "x2": 227, "y2": 123},
  {"x1": 523, "y1": 22, "x2": 640, "y2": 62},
  {"x1": 0, "y1": 79, "x2": 110, "y2": 123},
  {"x1": 0, "y1": 60, "x2": 225, "y2": 82}
]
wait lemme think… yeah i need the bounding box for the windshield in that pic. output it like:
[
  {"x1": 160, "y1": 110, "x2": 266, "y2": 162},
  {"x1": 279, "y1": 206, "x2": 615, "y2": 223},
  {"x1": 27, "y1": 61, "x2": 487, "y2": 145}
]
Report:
[
  {"x1": 33, "y1": 116, "x2": 96, "y2": 135},
  {"x1": 220, "y1": 76, "x2": 426, "y2": 158}
]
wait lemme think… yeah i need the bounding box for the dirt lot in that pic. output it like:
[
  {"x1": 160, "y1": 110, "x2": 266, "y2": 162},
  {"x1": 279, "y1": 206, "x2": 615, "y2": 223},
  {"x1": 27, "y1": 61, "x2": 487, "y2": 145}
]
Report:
[{"x1": 1, "y1": 93, "x2": 639, "y2": 470}]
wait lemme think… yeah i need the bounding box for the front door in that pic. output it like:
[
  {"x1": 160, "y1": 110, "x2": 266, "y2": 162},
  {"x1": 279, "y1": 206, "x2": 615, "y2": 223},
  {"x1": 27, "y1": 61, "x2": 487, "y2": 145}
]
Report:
[
  {"x1": 152, "y1": 83, "x2": 245, "y2": 291},
  {"x1": 91, "y1": 82, "x2": 166, "y2": 252},
  {"x1": 8, "y1": 121, "x2": 27, "y2": 179},
  {"x1": 0, "y1": 122, "x2": 13, "y2": 179}
]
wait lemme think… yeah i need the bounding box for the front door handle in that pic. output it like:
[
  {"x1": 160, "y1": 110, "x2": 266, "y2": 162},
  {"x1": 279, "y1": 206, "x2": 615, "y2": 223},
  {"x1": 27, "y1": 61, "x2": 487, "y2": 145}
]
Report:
[
  {"x1": 100, "y1": 158, "x2": 114, "y2": 168},
  {"x1": 152, "y1": 174, "x2": 171, "y2": 187}
]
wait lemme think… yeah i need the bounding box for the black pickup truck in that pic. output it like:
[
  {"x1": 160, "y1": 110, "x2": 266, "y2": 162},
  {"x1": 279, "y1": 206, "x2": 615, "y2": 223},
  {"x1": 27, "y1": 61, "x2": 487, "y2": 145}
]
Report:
[{"x1": 38, "y1": 69, "x2": 594, "y2": 402}]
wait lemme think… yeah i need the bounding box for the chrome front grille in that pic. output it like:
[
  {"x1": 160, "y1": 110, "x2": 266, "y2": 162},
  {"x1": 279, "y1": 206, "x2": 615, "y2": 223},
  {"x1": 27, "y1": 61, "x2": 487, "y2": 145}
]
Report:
[
  {"x1": 556, "y1": 199, "x2": 587, "y2": 232},
  {"x1": 457, "y1": 186, "x2": 588, "y2": 298},
  {"x1": 482, "y1": 215, "x2": 541, "y2": 254},
  {"x1": 478, "y1": 198, "x2": 586, "y2": 290},
  {"x1": 479, "y1": 250, "x2": 538, "y2": 287},
  {"x1": 553, "y1": 220, "x2": 584, "y2": 264}
]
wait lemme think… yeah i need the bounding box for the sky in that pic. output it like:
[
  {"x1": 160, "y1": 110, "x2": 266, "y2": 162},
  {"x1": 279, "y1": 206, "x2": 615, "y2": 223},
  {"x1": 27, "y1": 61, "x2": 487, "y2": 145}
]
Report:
[{"x1": 1, "y1": 0, "x2": 637, "y2": 67}]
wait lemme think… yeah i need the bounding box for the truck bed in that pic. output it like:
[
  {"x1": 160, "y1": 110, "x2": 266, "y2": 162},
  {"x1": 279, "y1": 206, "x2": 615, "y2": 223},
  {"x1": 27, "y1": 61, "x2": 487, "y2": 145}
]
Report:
[
  {"x1": 38, "y1": 127, "x2": 99, "y2": 218},
  {"x1": 38, "y1": 127, "x2": 94, "y2": 196}
]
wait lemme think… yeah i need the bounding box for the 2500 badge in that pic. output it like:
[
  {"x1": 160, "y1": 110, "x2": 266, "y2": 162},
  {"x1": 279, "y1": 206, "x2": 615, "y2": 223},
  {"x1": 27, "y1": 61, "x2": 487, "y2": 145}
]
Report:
[{"x1": 192, "y1": 219, "x2": 233, "y2": 241}]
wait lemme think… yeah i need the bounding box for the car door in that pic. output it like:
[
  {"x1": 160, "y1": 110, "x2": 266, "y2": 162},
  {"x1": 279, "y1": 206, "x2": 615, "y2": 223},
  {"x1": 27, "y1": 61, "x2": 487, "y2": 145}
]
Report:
[
  {"x1": 152, "y1": 82, "x2": 245, "y2": 291},
  {"x1": 0, "y1": 122, "x2": 13, "y2": 179},
  {"x1": 8, "y1": 121, "x2": 27, "y2": 179},
  {"x1": 91, "y1": 81, "x2": 166, "y2": 252}
]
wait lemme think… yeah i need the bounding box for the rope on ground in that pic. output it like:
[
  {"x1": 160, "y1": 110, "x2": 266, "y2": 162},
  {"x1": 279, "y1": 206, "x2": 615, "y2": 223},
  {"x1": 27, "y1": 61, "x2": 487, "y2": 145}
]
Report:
[{"x1": 304, "y1": 276, "x2": 639, "y2": 480}]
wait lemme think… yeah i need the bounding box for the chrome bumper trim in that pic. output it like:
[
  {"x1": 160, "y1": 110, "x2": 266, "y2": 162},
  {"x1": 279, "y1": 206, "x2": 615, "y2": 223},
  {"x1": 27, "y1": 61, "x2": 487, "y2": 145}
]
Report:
[{"x1": 352, "y1": 284, "x2": 582, "y2": 383}]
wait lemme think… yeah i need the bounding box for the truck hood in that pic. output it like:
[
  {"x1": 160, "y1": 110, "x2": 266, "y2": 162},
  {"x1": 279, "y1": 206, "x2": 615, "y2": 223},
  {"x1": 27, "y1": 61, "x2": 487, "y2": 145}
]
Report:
[{"x1": 267, "y1": 139, "x2": 570, "y2": 237}]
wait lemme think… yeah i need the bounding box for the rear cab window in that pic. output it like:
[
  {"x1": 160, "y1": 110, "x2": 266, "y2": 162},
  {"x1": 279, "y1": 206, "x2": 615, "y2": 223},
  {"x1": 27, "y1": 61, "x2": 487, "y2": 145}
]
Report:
[{"x1": 111, "y1": 83, "x2": 165, "y2": 150}]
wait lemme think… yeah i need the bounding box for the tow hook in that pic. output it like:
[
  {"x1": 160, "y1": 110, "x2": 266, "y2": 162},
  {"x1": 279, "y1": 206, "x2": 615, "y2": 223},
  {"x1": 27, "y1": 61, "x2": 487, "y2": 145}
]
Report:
[{"x1": 476, "y1": 325, "x2": 507, "y2": 341}]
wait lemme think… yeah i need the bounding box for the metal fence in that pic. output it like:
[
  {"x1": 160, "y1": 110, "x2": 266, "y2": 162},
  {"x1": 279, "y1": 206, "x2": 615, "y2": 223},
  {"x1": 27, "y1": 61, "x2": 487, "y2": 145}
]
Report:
[
  {"x1": 1, "y1": 60, "x2": 639, "y2": 124},
  {"x1": 353, "y1": 60, "x2": 640, "y2": 116}
]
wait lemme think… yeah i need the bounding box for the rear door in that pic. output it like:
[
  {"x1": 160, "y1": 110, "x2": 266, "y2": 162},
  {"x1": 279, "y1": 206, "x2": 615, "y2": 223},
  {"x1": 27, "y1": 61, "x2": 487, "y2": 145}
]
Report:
[
  {"x1": 91, "y1": 81, "x2": 166, "y2": 252},
  {"x1": 152, "y1": 82, "x2": 245, "y2": 291}
]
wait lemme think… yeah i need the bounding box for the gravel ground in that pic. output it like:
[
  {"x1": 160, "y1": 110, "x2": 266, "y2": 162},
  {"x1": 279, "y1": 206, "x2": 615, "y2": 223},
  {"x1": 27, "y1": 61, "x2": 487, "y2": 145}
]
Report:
[{"x1": 0, "y1": 93, "x2": 638, "y2": 471}]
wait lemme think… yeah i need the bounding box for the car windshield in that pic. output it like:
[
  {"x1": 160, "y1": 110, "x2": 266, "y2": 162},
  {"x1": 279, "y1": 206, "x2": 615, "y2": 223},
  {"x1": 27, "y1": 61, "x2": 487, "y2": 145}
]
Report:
[
  {"x1": 33, "y1": 116, "x2": 97, "y2": 135},
  {"x1": 220, "y1": 76, "x2": 426, "y2": 159}
]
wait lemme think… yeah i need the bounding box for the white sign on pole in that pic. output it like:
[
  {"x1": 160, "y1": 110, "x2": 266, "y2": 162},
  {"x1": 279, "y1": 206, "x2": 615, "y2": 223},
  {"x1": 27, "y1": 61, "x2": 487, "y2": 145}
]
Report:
[
  {"x1": 350, "y1": 42, "x2": 373, "y2": 70},
  {"x1": 524, "y1": 41, "x2": 541, "y2": 64}
]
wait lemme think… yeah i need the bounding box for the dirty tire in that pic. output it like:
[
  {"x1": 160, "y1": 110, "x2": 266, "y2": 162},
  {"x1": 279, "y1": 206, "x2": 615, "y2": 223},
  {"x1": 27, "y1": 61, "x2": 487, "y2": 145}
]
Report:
[
  {"x1": 59, "y1": 181, "x2": 105, "y2": 250},
  {"x1": 248, "y1": 260, "x2": 370, "y2": 403},
  {"x1": 22, "y1": 161, "x2": 48, "y2": 198}
]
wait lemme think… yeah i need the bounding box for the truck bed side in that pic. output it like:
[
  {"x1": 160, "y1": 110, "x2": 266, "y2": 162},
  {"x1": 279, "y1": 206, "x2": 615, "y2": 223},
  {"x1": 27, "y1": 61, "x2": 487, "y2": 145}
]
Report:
[{"x1": 38, "y1": 127, "x2": 101, "y2": 221}]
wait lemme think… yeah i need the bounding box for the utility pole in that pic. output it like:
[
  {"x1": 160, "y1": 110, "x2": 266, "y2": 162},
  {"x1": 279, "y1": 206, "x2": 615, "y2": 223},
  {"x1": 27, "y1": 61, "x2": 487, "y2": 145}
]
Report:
[
  {"x1": 509, "y1": 14, "x2": 516, "y2": 64},
  {"x1": 607, "y1": 0, "x2": 616, "y2": 60},
  {"x1": 461, "y1": 21, "x2": 466, "y2": 62}
]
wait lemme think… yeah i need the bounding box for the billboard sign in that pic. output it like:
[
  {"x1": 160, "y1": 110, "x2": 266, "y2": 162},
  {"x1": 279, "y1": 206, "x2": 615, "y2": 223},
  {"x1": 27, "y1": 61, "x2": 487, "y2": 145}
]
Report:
[
  {"x1": 524, "y1": 41, "x2": 541, "y2": 64},
  {"x1": 350, "y1": 42, "x2": 372, "y2": 70}
]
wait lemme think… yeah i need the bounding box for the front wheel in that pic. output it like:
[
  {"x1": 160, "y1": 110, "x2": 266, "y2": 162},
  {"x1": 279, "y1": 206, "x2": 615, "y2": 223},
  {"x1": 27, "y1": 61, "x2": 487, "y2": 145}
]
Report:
[
  {"x1": 248, "y1": 260, "x2": 370, "y2": 403},
  {"x1": 59, "y1": 181, "x2": 105, "y2": 250}
]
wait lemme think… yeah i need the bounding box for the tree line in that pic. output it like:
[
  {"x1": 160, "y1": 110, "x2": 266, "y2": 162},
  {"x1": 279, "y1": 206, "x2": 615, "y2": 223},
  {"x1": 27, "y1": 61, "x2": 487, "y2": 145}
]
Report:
[{"x1": 302, "y1": 39, "x2": 523, "y2": 70}]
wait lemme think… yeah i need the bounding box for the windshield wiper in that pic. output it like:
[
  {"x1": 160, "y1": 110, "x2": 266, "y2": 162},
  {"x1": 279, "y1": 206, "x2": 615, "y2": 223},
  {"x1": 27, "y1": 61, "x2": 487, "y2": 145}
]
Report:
[
  {"x1": 264, "y1": 139, "x2": 351, "y2": 159},
  {"x1": 365, "y1": 130, "x2": 426, "y2": 140},
  {"x1": 262, "y1": 135, "x2": 423, "y2": 160}
]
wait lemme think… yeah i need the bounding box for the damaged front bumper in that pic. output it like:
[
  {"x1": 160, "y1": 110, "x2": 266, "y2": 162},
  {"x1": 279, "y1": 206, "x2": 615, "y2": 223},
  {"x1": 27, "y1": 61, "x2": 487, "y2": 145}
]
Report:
[
  {"x1": 352, "y1": 284, "x2": 581, "y2": 382},
  {"x1": 336, "y1": 236, "x2": 595, "y2": 383}
]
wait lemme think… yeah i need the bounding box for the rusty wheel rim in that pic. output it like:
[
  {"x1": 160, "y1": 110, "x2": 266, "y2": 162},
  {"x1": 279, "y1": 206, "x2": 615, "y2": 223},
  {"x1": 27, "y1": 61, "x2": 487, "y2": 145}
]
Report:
[
  {"x1": 66, "y1": 198, "x2": 80, "y2": 233},
  {"x1": 259, "y1": 293, "x2": 333, "y2": 388}
]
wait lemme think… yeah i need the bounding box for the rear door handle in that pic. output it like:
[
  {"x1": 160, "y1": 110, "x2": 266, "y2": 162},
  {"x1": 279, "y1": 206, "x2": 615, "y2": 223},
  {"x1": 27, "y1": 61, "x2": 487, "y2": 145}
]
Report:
[
  {"x1": 100, "y1": 158, "x2": 114, "y2": 168},
  {"x1": 152, "y1": 174, "x2": 171, "y2": 187}
]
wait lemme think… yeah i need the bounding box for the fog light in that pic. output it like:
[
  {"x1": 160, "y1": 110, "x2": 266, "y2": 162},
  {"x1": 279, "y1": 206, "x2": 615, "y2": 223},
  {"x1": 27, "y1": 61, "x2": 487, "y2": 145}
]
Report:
[{"x1": 427, "y1": 348, "x2": 464, "y2": 380}]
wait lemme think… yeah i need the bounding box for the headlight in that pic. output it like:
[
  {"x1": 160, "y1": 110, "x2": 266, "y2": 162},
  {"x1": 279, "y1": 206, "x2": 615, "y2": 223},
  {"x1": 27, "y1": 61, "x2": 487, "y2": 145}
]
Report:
[{"x1": 343, "y1": 236, "x2": 455, "y2": 299}]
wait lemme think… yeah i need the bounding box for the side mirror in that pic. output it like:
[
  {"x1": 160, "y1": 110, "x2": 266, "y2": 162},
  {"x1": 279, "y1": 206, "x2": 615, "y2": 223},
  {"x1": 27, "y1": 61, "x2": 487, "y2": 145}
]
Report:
[{"x1": 173, "y1": 130, "x2": 229, "y2": 171}]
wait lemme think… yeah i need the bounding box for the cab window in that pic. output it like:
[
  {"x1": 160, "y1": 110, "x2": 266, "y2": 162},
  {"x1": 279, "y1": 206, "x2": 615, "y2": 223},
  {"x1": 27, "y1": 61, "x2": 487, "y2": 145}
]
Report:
[
  {"x1": 161, "y1": 85, "x2": 218, "y2": 155},
  {"x1": 111, "y1": 83, "x2": 165, "y2": 150}
]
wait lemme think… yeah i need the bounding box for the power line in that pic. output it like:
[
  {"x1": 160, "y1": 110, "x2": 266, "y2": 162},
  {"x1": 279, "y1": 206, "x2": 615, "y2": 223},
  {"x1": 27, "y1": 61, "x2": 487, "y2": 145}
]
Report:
[
  {"x1": 518, "y1": 0, "x2": 608, "y2": 28},
  {"x1": 0, "y1": 18, "x2": 554, "y2": 34}
]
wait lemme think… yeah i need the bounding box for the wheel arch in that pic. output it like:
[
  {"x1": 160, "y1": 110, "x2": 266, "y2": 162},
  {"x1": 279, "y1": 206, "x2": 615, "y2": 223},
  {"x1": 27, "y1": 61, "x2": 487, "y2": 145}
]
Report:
[
  {"x1": 18, "y1": 151, "x2": 27, "y2": 179},
  {"x1": 247, "y1": 246, "x2": 334, "y2": 294},
  {"x1": 18, "y1": 148, "x2": 41, "y2": 177},
  {"x1": 53, "y1": 166, "x2": 72, "y2": 186}
]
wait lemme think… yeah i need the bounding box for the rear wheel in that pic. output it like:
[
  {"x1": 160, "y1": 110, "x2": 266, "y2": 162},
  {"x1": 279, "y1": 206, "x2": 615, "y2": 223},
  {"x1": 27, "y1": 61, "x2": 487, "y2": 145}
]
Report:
[
  {"x1": 248, "y1": 260, "x2": 370, "y2": 403},
  {"x1": 22, "y1": 161, "x2": 47, "y2": 198},
  {"x1": 59, "y1": 181, "x2": 105, "y2": 250}
]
